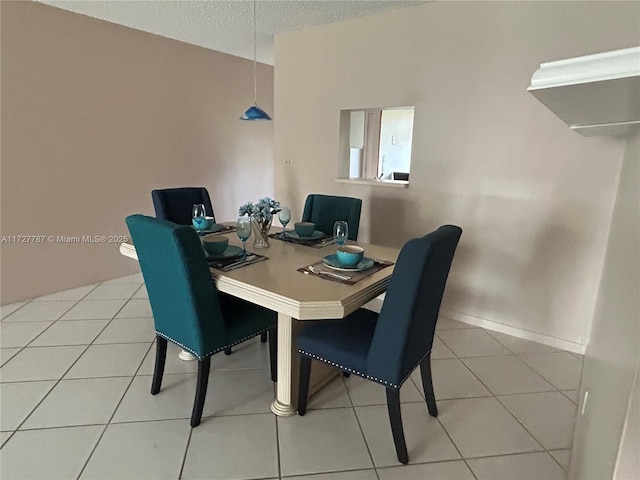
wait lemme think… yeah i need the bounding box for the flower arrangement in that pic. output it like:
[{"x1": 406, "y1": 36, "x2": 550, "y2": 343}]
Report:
[
  {"x1": 239, "y1": 197, "x2": 281, "y2": 223},
  {"x1": 239, "y1": 197, "x2": 280, "y2": 248}
]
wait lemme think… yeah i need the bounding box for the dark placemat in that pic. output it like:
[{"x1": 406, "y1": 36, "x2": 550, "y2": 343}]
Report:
[
  {"x1": 208, "y1": 253, "x2": 267, "y2": 271},
  {"x1": 199, "y1": 225, "x2": 237, "y2": 236},
  {"x1": 268, "y1": 232, "x2": 335, "y2": 248},
  {"x1": 297, "y1": 258, "x2": 394, "y2": 285}
]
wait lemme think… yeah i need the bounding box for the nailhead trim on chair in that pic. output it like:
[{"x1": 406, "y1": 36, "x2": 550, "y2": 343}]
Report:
[
  {"x1": 297, "y1": 348, "x2": 432, "y2": 390},
  {"x1": 157, "y1": 327, "x2": 273, "y2": 360}
]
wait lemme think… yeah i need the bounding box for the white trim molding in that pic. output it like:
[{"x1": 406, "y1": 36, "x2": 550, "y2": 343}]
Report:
[
  {"x1": 362, "y1": 292, "x2": 587, "y2": 355},
  {"x1": 334, "y1": 178, "x2": 409, "y2": 188},
  {"x1": 440, "y1": 309, "x2": 586, "y2": 355}
]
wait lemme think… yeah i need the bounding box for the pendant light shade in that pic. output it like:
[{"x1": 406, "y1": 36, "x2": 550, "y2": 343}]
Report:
[
  {"x1": 241, "y1": 105, "x2": 272, "y2": 121},
  {"x1": 240, "y1": 1, "x2": 272, "y2": 121}
]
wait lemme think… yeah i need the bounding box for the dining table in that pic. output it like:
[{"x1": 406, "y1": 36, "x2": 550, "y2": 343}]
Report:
[{"x1": 119, "y1": 226, "x2": 399, "y2": 417}]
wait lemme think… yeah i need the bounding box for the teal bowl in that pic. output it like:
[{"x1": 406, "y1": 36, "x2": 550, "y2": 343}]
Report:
[
  {"x1": 193, "y1": 216, "x2": 215, "y2": 231},
  {"x1": 294, "y1": 222, "x2": 315, "y2": 237},
  {"x1": 202, "y1": 236, "x2": 228, "y2": 256},
  {"x1": 336, "y1": 245, "x2": 364, "y2": 267}
]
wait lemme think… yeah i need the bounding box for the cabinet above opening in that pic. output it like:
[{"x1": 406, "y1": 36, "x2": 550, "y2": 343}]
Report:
[{"x1": 528, "y1": 46, "x2": 640, "y2": 137}]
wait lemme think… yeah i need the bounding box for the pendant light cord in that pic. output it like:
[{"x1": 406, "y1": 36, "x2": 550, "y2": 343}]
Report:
[{"x1": 253, "y1": 0, "x2": 258, "y2": 106}]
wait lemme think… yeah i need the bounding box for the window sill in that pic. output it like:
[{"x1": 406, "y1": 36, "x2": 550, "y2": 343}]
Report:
[{"x1": 334, "y1": 178, "x2": 409, "y2": 188}]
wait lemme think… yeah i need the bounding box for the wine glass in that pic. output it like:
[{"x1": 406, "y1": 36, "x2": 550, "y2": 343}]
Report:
[
  {"x1": 333, "y1": 221, "x2": 348, "y2": 246},
  {"x1": 192, "y1": 204, "x2": 206, "y2": 233},
  {"x1": 236, "y1": 217, "x2": 252, "y2": 257},
  {"x1": 278, "y1": 206, "x2": 291, "y2": 239}
]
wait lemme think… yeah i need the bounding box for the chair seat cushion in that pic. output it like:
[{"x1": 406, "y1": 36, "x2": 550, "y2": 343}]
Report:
[
  {"x1": 218, "y1": 294, "x2": 277, "y2": 349},
  {"x1": 297, "y1": 308, "x2": 378, "y2": 375}
]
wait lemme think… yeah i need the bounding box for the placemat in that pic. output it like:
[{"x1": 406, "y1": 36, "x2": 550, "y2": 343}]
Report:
[
  {"x1": 297, "y1": 258, "x2": 394, "y2": 285},
  {"x1": 268, "y1": 232, "x2": 335, "y2": 248},
  {"x1": 208, "y1": 253, "x2": 267, "y2": 271}
]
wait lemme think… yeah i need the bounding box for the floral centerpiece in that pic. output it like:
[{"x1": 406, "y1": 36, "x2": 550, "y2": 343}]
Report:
[{"x1": 239, "y1": 197, "x2": 280, "y2": 248}]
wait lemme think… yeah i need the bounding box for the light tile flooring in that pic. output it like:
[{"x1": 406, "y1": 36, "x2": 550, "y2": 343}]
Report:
[{"x1": 0, "y1": 274, "x2": 582, "y2": 479}]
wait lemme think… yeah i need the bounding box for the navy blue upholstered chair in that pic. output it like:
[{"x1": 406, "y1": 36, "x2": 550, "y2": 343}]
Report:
[
  {"x1": 297, "y1": 225, "x2": 462, "y2": 464},
  {"x1": 125, "y1": 214, "x2": 277, "y2": 427},
  {"x1": 151, "y1": 187, "x2": 256, "y2": 353},
  {"x1": 302, "y1": 194, "x2": 362, "y2": 241},
  {"x1": 151, "y1": 187, "x2": 215, "y2": 225}
]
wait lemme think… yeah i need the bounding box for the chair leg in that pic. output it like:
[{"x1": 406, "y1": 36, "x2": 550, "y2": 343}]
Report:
[
  {"x1": 419, "y1": 354, "x2": 438, "y2": 417},
  {"x1": 151, "y1": 336, "x2": 168, "y2": 395},
  {"x1": 261, "y1": 332, "x2": 268, "y2": 343},
  {"x1": 297, "y1": 355, "x2": 312, "y2": 416},
  {"x1": 191, "y1": 357, "x2": 211, "y2": 427},
  {"x1": 268, "y1": 328, "x2": 277, "y2": 382},
  {"x1": 224, "y1": 347, "x2": 232, "y2": 355},
  {"x1": 386, "y1": 387, "x2": 409, "y2": 464}
]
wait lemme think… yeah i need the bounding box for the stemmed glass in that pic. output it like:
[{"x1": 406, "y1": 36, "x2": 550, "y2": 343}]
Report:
[
  {"x1": 236, "y1": 217, "x2": 252, "y2": 257},
  {"x1": 192, "y1": 204, "x2": 206, "y2": 233},
  {"x1": 333, "y1": 221, "x2": 348, "y2": 246},
  {"x1": 278, "y1": 206, "x2": 291, "y2": 239}
]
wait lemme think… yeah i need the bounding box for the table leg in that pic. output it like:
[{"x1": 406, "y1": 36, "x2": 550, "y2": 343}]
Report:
[
  {"x1": 271, "y1": 312, "x2": 297, "y2": 416},
  {"x1": 270, "y1": 313, "x2": 340, "y2": 417},
  {"x1": 178, "y1": 349, "x2": 196, "y2": 361}
]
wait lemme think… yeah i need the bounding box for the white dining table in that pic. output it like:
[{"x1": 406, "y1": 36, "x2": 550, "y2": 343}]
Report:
[{"x1": 119, "y1": 228, "x2": 399, "y2": 417}]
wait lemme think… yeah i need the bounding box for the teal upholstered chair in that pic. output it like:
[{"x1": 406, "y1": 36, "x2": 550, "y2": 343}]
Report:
[
  {"x1": 302, "y1": 194, "x2": 362, "y2": 241},
  {"x1": 125, "y1": 214, "x2": 277, "y2": 427},
  {"x1": 297, "y1": 225, "x2": 462, "y2": 463},
  {"x1": 151, "y1": 187, "x2": 258, "y2": 353}
]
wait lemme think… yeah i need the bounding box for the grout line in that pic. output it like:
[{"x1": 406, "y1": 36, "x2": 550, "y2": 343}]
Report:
[
  {"x1": 178, "y1": 424, "x2": 194, "y2": 479},
  {"x1": 75, "y1": 338, "x2": 153, "y2": 479},
  {"x1": 492, "y1": 393, "x2": 552, "y2": 452},
  {"x1": 432, "y1": 337, "x2": 566, "y2": 464},
  {"x1": 1, "y1": 297, "x2": 35, "y2": 322},
  {"x1": 8, "y1": 293, "x2": 141, "y2": 437},
  {"x1": 281, "y1": 468, "x2": 377, "y2": 479},
  {"x1": 435, "y1": 408, "x2": 467, "y2": 466},
  {"x1": 1, "y1": 295, "x2": 94, "y2": 366},
  {"x1": 2, "y1": 277, "x2": 580, "y2": 477},
  {"x1": 463, "y1": 458, "x2": 480, "y2": 480},
  {"x1": 460, "y1": 449, "x2": 567, "y2": 461},
  {"x1": 0, "y1": 430, "x2": 16, "y2": 449},
  {"x1": 560, "y1": 390, "x2": 578, "y2": 405},
  {"x1": 274, "y1": 403, "x2": 283, "y2": 480},
  {"x1": 548, "y1": 448, "x2": 571, "y2": 472},
  {"x1": 10, "y1": 345, "x2": 97, "y2": 433},
  {"x1": 344, "y1": 380, "x2": 379, "y2": 475}
]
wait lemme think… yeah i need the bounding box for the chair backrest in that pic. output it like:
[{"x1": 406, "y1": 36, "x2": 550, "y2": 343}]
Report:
[
  {"x1": 125, "y1": 214, "x2": 225, "y2": 358},
  {"x1": 151, "y1": 187, "x2": 215, "y2": 225},
  {"x1": 302, "y1": 194, "x2": 362, "y2": 240},
  {"x1": 367, "y1": 225, "x2": 462, "y2": 386}
]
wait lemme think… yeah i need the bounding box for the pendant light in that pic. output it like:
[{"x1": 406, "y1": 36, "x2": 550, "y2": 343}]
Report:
[{"x1": 240, "y1": 0, "x2": 272, "y2": 121}]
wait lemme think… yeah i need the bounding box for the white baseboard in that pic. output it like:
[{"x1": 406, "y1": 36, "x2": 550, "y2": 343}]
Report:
[
  {"x1": 441, "y1": 309, "x2": 586, "y2": 354},
  {"x1": 362, "y1": 294, "x2": 586, "y2": 355}
]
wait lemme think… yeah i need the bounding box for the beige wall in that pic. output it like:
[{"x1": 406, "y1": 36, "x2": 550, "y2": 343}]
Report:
[
  {"x1": 273, "y1": 1, "x2": 639, "y2": 347},
  {"x1": 0, "y1": 2, "x2": 274, "y2": 304},
  {"x1": 569, "y1": 129, "x2": 639, "y2": 479}
]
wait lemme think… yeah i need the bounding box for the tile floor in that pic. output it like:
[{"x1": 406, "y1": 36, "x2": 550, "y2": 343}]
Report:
[{"x1": 0, "y1": 274, "x2": 581, "y2": 479}]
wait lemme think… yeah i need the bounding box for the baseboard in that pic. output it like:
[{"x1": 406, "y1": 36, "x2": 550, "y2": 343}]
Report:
[
  {"x1": 441, "y1": 309, "x2": 586, "y2": 355},
  {"x1": 362, "y1": 294, "x2": 586, "y2": 355}
]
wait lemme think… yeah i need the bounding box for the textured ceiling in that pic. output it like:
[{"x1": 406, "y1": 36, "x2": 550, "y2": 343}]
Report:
[{"x1": 38, "y1": 1, "x2": 424, "y2": 65}]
